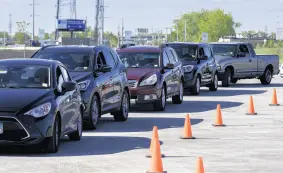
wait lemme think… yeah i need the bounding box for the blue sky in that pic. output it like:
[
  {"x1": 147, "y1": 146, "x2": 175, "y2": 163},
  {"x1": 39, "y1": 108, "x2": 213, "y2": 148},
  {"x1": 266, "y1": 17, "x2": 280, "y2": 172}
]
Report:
[{"x1": 1, "y1": 0, "x2": 283, "y2": 36}]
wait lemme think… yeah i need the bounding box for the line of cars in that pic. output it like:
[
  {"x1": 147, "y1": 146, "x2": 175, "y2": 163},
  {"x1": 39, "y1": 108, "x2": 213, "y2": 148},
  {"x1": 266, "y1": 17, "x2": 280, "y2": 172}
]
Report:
[{"x1": 0, "y1": 41, "x2": 279, "y2": 153}]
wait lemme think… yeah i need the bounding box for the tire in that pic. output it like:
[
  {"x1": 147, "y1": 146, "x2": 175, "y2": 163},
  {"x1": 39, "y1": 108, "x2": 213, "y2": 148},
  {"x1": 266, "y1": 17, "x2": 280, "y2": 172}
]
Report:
[
  {"x1": 68, "y1": 109, "x2": 83, "y2": 141},
  {"x1": 88, "y1": 95, "x2": 100, "y2": 130},
  {"x1": 191, "y1": 76, "x2": 201, "y2": 95},
  {"x1": 153, "y1": 86, "x2": 166, "y2": 111},
  {"x1": 44, "y1": 115, "x2": 60, "y2": 153},
  {"x1": 222, "y1": 68, "x2": 231, "y2": 87},
  {"x1": 172, "y1": 81, "x2": 184, "y2": 104},
  {"x1": 113, "y1": 90, "x2": 129, "y2": 121},
  {"x1": 231, "y1": 78, "x2": 238, "y2": 84},
  {"x1": 260, "y1": 68, "x2": 272, "y2": 85},
  {"x1": 209, "y1": 74, "x2": 218, "y2": 91}
]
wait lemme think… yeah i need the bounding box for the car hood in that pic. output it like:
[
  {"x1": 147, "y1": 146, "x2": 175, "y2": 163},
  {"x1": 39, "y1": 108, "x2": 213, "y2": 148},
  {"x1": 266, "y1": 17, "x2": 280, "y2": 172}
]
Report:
[
  {"x1": 214, "y1": 55, "x2": 234, "y2": 64},
  {"x1": 69, "y1": 72, "x2": 92, "y2": 82},
  {"x1": 180, "y1": 59, "x2": 197, "y2": 66},
  {"x1": 0, "y1": 89, "x2": 53, "y2": 112},
  {"x1": 127, "y1": 68, "x2": 160, "y2": 81}
]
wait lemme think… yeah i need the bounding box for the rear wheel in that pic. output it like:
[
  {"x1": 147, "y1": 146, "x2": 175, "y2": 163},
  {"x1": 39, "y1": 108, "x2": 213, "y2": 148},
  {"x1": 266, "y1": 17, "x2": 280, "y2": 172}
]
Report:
[
  {"x1": 260, "y1": 68, "x2": 272, "y2": 85},
  {"x1": 191, "y1": 76, "x2": 200, "y2": 95},
  {"x1": 172, "y1": 81, "x2": 183, "y2": 104},
  {"x1": 231, "y1": 78, "x2": 238, "y2": 84},
  {"x1": 209, "y1": 74, "x2": 218, "y2": 91},
  {"x1": 113, "y1": 90, "x2": 129, "y2": 121},
  {"x1": 153, "y1": 86, "x2": 166, "y2": 111},
  {"x1": 44, "y1": 115, "x2": 60, "y2": 153},
  {"x1": 68, "y1": 109, "x2": 83, "y2": 141}
]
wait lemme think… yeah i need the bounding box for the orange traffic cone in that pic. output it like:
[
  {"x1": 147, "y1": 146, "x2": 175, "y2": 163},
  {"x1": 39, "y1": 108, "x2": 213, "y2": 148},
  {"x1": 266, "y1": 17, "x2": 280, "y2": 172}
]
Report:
[
  {"x1": 146, "y1": 138, "x2": 167, "y2": 173},
  {"x1": 195, "y1": 157, "x2": 205, "y2": 173},
  {"x1": 212, "y1": 104, "x2": 225, "y2": 126},
  {"x1": 146, "y1": 126, "x2": 165, "y2": 158},
  {"x1": 269, "y1": 88, "x2": 280, "y2": 106},
  {"x1": 246, "y1": 96, "x2": 257, "y2": 115},
  {"x1": 181, "y1": 114, "x2": 195, "y2": 139}
]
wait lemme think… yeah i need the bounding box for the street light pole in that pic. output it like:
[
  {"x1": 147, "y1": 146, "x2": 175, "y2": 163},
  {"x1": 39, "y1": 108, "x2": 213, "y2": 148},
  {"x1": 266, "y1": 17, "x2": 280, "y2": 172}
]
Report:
[{"x1": 32, "y1": 0, "x2": 35, "y2": 40}]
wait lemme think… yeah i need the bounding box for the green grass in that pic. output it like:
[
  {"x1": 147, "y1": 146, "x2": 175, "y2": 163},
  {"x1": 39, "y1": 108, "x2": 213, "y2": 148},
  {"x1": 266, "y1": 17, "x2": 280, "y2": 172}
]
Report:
[{"x1": 254, "y1": 48, "x2": 283, "y2": 64}]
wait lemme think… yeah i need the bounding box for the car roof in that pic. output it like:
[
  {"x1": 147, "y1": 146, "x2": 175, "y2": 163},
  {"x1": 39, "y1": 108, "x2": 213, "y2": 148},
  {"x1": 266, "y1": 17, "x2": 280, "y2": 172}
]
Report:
[
  {"x1": 164, "y1": 42, "x2": 206, "y2": 46},
  {"x1": 0, "y1": 58, "x2": 62, "y2": 67},
  {"x1": 41, "y1": 45, "x2": 96, "y2": 53},
  {"x1": 116, "y1": 45, "x2": 161, "y2": 53},
  {"x1": 209, "y1": 42, "x2": 248, "y2": 45}
]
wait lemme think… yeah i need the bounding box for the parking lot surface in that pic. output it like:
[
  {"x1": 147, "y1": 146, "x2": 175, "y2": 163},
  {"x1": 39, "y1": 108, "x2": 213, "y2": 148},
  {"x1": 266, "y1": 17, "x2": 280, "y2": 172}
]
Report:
[{"x1": 0, "y1": 77, "x2": 283, "y2": 173}]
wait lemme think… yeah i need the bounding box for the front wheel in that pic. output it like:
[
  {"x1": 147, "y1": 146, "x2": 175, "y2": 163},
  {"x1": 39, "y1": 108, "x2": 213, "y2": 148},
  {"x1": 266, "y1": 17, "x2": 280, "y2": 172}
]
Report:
[
  {"x1": 172, "y1": 81, "x2": 184, "y2": 104},
  {"x1": 209, "y1": 74, "x2": 218, "y2": 91},
  {"x1": 260, "y1": 68, "x2": 272, "y2": 85},
  {"x1": 88, "y1": 95, "x2": 100, "y2": 130},
  {"x1": 68, "y1": 109, "x2": 83, "y2": 141},
  {"x1": 44, "y1": 115, "x2": 60, "y2": 153},
  {"x1": 231, "y1": 78, "x2": 238, "y2": 84},
  {"x1": 191, "y1": 76, "x2": 200, "y2": 95},
  {"x1": 153, "y1": 87, "x2": 166, "y2": 111},
  {"x1": 113, "y1": 90, "x2": 129, "y2": 121},
  {"x1": 222, "y1": 68, "x2": 231, "y2": 87}
]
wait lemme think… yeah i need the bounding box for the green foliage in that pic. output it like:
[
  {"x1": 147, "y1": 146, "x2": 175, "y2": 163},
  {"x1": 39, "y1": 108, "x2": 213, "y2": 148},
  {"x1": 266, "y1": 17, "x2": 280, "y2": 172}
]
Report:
[
  {"x1": 170, "y1": 9, "x2": 240, "y2": 42},
  {"x1": 15, "y1": 21, "x2": 30, "y2": 44},
  {"x1": 0, "y1": 32, "x2": 10, "y2": 39},
  {"x1": 104, "y1": 32, "x2": 118, "y2": 47}
]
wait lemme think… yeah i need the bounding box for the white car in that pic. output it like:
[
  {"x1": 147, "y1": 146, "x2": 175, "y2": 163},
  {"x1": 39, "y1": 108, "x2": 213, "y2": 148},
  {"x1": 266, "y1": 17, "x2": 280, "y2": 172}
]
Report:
[{"x1": 280, "y1": 63, "x2": 283, "y2": 78}]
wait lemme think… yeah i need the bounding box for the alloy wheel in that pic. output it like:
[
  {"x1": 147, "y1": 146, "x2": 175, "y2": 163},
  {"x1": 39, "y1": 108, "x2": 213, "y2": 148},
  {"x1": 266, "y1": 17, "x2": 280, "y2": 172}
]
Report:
[
  {"x1": 161, "y1": 88, "x2": 166, "y2": 108},
  {"x1": 91, "y1": 99, "x2": 99, "y2": 125},
  {"x1": 122, "y1": 92, "x2": 129, "y2": 119}
]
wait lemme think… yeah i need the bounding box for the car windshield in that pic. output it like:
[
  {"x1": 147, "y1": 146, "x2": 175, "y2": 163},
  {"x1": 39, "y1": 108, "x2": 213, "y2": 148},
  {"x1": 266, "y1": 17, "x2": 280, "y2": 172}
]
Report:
[
  {"x1": 169, "y1": 45, "x2": 198, "y2": 60},
  {"x1": 0, "y1": 65, "x2": 50, "y2": 89},
  {"x1": 32, "y1": 51, "x2": 91, "y2": 72},
  {"x1": 210, "y1": 44, "x2": 237, "y2": 56},
  {"x1": 118, "y1": 52, "x2": 160, "y2": 68}
]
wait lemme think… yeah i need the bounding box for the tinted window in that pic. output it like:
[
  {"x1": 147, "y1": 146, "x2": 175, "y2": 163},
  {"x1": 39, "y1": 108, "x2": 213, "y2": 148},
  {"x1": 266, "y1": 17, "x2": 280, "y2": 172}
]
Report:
[
  {"x1": 170, "y1": 45, "x2": 198, "y2": 60},
  {"x1": 118, "y1": 52, "x2": 160, "y2": 68},
  {"x1": 103, "y1": 50, "x2": 116, "y2": 68},
  {"x1": 198, "y1": 47, "x2": 205, "y2": 57},
  {"x1": 0, "y1": 64, "x2": 50, "y2": 89},
  {"x1": 162, "y1": 51, "x2": 170, "y2": 67},
  {"x1": 210, "y1": 44, "x2": 237, "y2": 57},
  {"x1": 33, "y1": 50, "x2": 91, "y2": 72},
  {"x1": 203, "y1": 46, "x2": 212, "y2": 58},
  {"x1": 166, "y1": 50, "x2": 176, "y2": 64}
]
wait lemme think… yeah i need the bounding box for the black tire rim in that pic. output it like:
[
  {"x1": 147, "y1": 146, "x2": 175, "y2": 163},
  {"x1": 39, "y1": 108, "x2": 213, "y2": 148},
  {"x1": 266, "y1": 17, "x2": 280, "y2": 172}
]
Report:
[{"x1": 91, "y1": 97, "x2": 99, "y2": 126}]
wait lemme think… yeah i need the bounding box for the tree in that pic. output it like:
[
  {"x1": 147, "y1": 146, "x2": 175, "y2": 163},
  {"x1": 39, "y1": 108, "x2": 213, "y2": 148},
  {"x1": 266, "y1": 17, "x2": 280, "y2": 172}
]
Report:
[
  {"x1": 15, "y1": 21, "x2": 30, "y2": 44},
  {"x1": 169, "y1": 9, "x2": 241, "y2": 42},
  {"x1": 104, "y1": 32, "x2": 118, "y2": 47},
  {"x1": 0, "y1": 32, "x2": 10, "y2": 40}
]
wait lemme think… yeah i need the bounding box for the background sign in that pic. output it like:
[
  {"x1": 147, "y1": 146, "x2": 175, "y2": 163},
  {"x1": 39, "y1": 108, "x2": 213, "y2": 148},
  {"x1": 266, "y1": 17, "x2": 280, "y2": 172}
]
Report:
[
  {"x1": 57, "y1": 19, "x2": 86, "y2": 31},
  {"x1": 202, "y1": 32, "x2": 208, "y2": 42},
  {"x1": 38, "y1": 28, "x2": 45, "y2": 40},
  {"x1": 125, "y1": 30, "x2": 133, "y2": 40},
  {"x1": 137, "y1": 28, "x2": 149, "y2": 34}
]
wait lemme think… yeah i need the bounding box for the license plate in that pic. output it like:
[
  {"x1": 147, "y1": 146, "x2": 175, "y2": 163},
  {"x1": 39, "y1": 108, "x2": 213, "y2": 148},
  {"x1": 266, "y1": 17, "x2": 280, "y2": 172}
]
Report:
[{"x1": 0, "y1": 122, "x2": 3, "y2": 134}]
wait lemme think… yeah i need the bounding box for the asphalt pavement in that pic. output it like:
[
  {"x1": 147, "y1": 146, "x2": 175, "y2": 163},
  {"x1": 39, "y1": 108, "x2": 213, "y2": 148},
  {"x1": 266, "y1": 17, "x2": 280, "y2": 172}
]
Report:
[{"x1": 0, "y1": 76, "x2": 283, "y2": 173}]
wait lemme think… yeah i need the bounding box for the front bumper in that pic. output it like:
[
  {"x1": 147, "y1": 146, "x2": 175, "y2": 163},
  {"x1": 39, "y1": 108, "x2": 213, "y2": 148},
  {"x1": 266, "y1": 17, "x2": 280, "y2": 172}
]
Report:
[
  {"x1": 79, "y1": 89, "x2": 93, "y2": 121},
  {"x1": 0, "y1": 114, "x2": 54, "y2": 146},
  {"x1": 183, "y1": 72, "x2": 196, "y2": 89},
  {"x1": 130, "y1": 86, "x2": 162, "y2": 104}
]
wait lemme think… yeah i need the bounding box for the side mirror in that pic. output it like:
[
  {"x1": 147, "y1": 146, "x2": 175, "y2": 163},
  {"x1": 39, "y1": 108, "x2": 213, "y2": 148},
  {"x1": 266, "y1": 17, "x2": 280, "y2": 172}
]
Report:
[
  {"x1": 198, "y1": 55, "x2": 208, "y2": 60},
  {"x1": 237, "y1": 52, "x2": 246, "y2": 57},
  {"x1": 98, "y1": 65, "x2": 112, "y2": 73},
  {"x1": 61, "y1": 81, "x2": 76, "y2": 92},
  {"x1": 164, "y1": 63, "x2": 174, "y2": 69}
]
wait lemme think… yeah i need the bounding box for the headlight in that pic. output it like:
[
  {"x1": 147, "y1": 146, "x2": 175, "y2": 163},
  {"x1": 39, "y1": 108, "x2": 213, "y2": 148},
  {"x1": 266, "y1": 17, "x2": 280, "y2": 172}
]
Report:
[
  {"x1": 78, "y1": 80, "x2": 90, "y2": 90},
  {"x1": 183, "y1": 65, "x2": 194, "y2": 73},
  {"x1": 139, "y1": 74, "x2": 157, "y2": 86},
  {"x1": 217, "y1": 64, "x2": 221, "y2": 70},
  {"x1": 24, "y1": 102, "x2": 52, "y2": 118}
]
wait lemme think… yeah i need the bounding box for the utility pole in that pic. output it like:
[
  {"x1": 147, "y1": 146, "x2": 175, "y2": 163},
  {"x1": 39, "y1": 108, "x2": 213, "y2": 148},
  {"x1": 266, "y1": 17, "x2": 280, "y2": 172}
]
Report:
[
  {"x1": 30, "y1": 0, "x2": 39, "y2": 41},
  {"x1": 118, "y1": 24, "x2": 120, "y2": 48},
  {"x1": 121, "y1": 18, "x2": 124, "y2": 45},
  {"x1": 100, "y1": 0, "x2": 105, "y2": 45},
  {"x1": 184, "y1": 18, "x2": 187, "y2": 42},
  {"x1": 8, "y1": 14, "x2": 12, "y2": 41}
]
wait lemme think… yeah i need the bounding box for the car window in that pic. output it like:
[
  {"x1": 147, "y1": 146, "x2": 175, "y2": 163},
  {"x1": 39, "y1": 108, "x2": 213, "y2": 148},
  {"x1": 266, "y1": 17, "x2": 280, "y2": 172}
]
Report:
[
  {"x1": 96, "y1": 52, "x2": 107, "y2": 70},
  {"x1": 118, "y1": 51, "x2": 160, "y2": 68},
  {"x1": 198, "y1": 47, "x2": 205, "y2": 57},
  {"x1": 56, "y1": 67, "x2": 64, "y2": 92},
  {"x1": 32, "y1": 50, "x2": 91, "y2": 72},
  {"x1": 238, "y1": 44, "x2": 250, "y2": 56},
  {"x1": 110, "y1": 50, "x2": 120, "y2": 62},
  {"x1": 162, "y1": 50, "x2": 170, "y2": 67},
  {"x1": 166, "y1": 50, "x2": 176, "y2": 64},
  {"x1": 170, "y1": 49, "x2": 179, "y2": 62},
  {"x1": 203, "y1": 46, "x2": 212, "y2": 58},
  {"x1": 103, "y1": 50, "x2": 116, "y2": 69},
  {"x1": 60, "y1": 66, "x2": 71, "y2": 82}
]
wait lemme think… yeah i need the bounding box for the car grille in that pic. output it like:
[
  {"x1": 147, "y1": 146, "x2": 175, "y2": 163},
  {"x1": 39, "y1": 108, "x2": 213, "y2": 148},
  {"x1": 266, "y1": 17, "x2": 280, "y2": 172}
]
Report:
[
  {"x1": 128, "y1": 80, "x2": 138, "y2": 88},
  {"x1": 0, "y1": 117, "x2": 29, "y2": 141}
]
